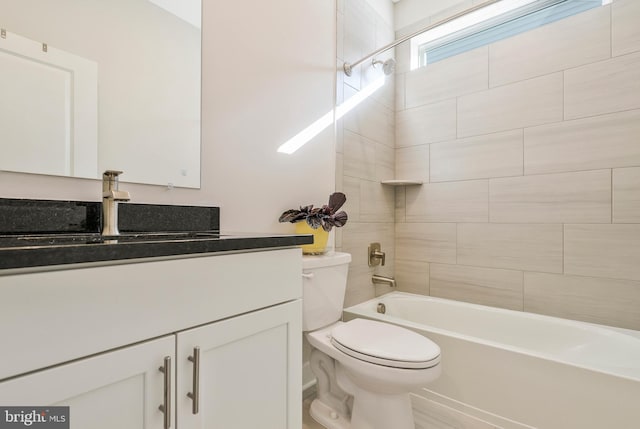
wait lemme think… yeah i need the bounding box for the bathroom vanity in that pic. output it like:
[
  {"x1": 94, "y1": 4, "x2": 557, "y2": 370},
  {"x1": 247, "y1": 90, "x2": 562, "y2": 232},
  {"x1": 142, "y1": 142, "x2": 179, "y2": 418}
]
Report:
[{"x1": 0, "y1": 199, "x2": 311, "y2": 429}]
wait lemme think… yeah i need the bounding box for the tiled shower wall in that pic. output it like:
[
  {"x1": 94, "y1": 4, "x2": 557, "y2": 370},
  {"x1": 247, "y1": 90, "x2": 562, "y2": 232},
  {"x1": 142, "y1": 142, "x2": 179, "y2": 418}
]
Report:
[
  {"x1": 336, "y1": 0, "x2": 397, "y2": 307},
  {"x1": 394, "y1": 0, "x2": 640, "y2": 330}
]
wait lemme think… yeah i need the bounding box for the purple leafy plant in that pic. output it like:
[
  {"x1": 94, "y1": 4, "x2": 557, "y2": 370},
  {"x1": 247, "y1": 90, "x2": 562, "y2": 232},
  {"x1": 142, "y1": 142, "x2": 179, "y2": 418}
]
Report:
[{"x1": 279, "y1": 192, "x2": 348, "y2": 232}]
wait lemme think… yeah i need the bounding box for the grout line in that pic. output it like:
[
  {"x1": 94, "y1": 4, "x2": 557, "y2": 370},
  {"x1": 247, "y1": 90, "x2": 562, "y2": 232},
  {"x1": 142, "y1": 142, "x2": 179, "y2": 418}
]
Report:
[
  {"x1": 521, "y1": 128, "x2": 525, "y2": 176},
  {"x1": 611, "y1": 168, "x2": 614, "y2": 223},
  {"x1": 487, "y1": 178, "x2": 491, "y2": 223},
  {"x1": 609, "y1": 2, "x2": 613, "y2": 59},
  {"x1": 454, "y1": 223, "x2": 458, "y2": 265},
  {"x1": 561, "y1": 71, "x2": 565, "y2": 122},
  {"x1": 487, "y1": 44, "x2": 491, "y2": 89},
  {"x1": 561, "y1": 223, "x2": 565, "y2": 275},
  {"x1": 521, "y1": 269, "x2": 525, "y2": 312},
  {"x1": 428, "y1": 143, "x2": 431, "y2": 184}
]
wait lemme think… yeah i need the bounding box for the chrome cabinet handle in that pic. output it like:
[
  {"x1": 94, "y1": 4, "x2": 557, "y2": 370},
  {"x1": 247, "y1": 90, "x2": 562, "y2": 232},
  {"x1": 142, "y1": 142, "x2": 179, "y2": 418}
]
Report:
[
  {"x1": 187, "y1": 347, "x2": 200, "y2": 414},
  {"x1": 158, "y1": 356, "x2": 172, "y2": 428}
]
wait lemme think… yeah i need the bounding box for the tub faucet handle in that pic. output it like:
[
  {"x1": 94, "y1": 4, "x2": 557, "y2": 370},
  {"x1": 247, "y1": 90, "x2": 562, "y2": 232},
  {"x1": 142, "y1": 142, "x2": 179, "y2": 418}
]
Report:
[{"x1": 368, "y1": 242, "x2": 385, "y2": 266}]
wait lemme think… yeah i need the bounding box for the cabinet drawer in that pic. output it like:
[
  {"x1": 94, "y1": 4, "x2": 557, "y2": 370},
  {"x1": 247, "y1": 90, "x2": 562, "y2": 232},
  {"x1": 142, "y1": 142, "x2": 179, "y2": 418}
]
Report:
[{"x1": 0, "y1": 248, "x2": 302, "y2": 380}]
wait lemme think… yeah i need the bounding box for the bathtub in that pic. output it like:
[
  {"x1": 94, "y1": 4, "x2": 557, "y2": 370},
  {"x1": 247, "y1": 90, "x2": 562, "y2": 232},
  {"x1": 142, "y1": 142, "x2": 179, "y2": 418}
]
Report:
[{"x1": 344, "y1": 292, "x2": 640, "y2": 429}]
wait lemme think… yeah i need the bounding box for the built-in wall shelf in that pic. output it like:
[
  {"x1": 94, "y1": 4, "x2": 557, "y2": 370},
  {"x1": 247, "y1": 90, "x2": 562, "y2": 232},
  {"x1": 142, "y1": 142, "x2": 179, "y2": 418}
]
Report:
[{"x1": 380, "y1": 180, "x2": 423, "y2": 186}]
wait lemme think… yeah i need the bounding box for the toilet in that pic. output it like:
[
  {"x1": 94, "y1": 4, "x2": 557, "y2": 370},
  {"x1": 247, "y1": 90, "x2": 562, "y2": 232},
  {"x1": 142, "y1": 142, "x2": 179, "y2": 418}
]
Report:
[{"x1": 303, "y1": 252, "x2": 441, "y2": 429}]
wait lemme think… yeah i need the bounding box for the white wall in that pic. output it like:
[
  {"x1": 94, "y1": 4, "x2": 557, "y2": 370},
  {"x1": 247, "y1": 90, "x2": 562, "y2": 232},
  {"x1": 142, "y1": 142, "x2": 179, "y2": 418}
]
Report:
[
  {"x1": 200, "y1": 0, "x2": 337, "y2": 233},
  {"x1": 0, "y1": 0, "x2": 337, "y2": 234}
]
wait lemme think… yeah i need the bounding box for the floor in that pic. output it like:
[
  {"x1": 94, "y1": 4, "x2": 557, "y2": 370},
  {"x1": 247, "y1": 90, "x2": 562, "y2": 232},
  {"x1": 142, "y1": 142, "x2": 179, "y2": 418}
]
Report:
[{"x1": 302, "y1": 397, "x2": 326, "y2": 429}]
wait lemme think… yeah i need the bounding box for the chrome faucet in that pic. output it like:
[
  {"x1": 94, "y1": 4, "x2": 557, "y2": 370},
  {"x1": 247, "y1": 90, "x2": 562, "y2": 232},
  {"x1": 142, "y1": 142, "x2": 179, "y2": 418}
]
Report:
[
  {"x1": 372, "y1": 275, "x2": 396, "y2": 288},
  {"x1": 102, "y1": 170, "x2": 130, "y2": 236}
]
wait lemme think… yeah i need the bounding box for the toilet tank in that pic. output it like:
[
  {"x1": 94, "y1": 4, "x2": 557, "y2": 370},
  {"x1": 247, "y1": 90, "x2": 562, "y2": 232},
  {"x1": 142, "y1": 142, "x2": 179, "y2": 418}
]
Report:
[{"x1": 302, "y1": 252, "x2": 352, "y2": 331}]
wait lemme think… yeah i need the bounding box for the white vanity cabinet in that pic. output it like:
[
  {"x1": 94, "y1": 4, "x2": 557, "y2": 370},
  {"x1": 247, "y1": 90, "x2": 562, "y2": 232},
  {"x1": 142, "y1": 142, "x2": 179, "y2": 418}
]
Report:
[
  {"x1": 0, "y1": 247, "x2": 302, "y2": 429},
  {"x1": 0, "y1": 336, "x2": 175, "y2": 429},
  {"x1": 177, "y1": 300, "x2": 301, "y2": 429}
]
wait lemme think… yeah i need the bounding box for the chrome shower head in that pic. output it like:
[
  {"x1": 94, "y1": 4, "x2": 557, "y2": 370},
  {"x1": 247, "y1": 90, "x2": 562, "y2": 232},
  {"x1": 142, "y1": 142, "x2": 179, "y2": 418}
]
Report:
[{"x1": 372, "y1": 58, "x2": 396, "y2": 75}]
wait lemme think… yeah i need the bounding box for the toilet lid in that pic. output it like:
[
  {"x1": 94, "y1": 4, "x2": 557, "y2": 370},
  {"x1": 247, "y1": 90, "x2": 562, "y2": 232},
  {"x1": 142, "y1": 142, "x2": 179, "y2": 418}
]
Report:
[{"x1": 330, "y1": 319, "x2": 440, "y2": 369}]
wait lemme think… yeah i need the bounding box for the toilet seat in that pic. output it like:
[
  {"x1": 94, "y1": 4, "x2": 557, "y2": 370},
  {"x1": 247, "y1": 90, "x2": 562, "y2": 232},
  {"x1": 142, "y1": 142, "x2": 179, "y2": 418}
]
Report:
[{"x1": 330, "y1": 319, "x2": 440, "y2": 369}]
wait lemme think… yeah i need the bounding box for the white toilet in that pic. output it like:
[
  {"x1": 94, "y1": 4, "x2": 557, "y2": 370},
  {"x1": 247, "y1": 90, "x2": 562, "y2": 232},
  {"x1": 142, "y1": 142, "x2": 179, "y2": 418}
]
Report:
[{"x1": 303, "y1": 252, "x2": 441, "y2": 429}]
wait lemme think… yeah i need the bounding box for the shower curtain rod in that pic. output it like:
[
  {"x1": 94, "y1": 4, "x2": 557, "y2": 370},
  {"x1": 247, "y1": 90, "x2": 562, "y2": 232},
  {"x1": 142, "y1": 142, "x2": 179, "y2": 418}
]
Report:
[
  {"x1": 343, "y1": 0, "x2": 577, "y2": 76},
  {"x1": 343, "y1": 0, "x2": 503, "y2": 76}
]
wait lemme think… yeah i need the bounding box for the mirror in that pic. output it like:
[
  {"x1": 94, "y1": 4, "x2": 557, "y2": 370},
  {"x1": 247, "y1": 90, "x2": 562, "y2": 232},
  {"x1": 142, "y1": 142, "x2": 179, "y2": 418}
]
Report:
[{"x1": 0, "y1": 0, "x2": 201, "y2": 188}]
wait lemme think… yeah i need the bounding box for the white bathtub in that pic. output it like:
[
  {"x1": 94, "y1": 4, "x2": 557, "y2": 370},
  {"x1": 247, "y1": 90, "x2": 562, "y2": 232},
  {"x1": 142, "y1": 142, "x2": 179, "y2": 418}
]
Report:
[{"x1": 344, "y1": 292, "x2": 640, "y2": 429}]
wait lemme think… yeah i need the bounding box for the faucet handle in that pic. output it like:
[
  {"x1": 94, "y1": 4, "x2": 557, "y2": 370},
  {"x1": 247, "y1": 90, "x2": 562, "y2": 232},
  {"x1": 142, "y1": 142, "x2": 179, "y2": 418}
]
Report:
[
  {"x1": 103, "y1": 169, "x2": 123, "y2": 177},
  {"x1": 368, "y1": 242, "x2": 386, "y2": 266},
  {"x1": 103, "y1": 170, "x2": 123, "y2": 189},
  {"x1": 102, "y1": 170, "x2": 130, "y2": 201}
]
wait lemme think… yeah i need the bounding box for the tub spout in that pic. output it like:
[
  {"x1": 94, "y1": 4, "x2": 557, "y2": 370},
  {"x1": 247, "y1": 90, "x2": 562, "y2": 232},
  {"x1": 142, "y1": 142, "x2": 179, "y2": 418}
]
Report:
[{"x1": 372, "y1": 275, "x2": 396, "y2": 288}]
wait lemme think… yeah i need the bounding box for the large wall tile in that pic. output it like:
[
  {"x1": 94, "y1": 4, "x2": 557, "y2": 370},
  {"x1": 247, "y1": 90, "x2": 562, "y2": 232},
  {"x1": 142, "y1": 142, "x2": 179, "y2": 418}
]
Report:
[
  {"x1": 612, "y1": 0, "x2": 640, "y2": 57},
  {"x1": 489, "y1": 6, "x2": 610, "y2": 87},
  {"x1": 613, "y1": 167, "x2": 640, "y2": 223},
  {"x1": 524, "y1": 109, "x2": 640, "y2": 175},
  {"x1": 396, "y1": 223, "x2": 457, "y2": 264},
  {"x1": 337, "y1": 10, "x2": 345, "y2": 62},
  {"x1": 395, "y1": 186, "x2": 406, "y2": 223},
  {"x1": 524, "y1": 272, "x2": 640, "y2": 330},
  {"x1": 342, "y1": 0, "x2": 376, "y2": 91},
  {"x1": 344, "y1": 93, "x2": 395, "y2": 146},
  {"x1": 344, "y1": 130, "x2": 376, "y2": 180},
  {"x1": 396, "y1": 145, "x2": 429, "y2": 182},
  {"x1": 490, "y1": 170, "x2": 611, "y2": 223},
  {"x1": 359, "y1": 180, "x2": 395, "y2": 223},
  {"x1": 395, "y1": 72, "x2": 406, "y2": 111},
  {"x1": 342, "y1": 221, "x2": 395, "y2": 307},
  {"x1": 430, "y1": 263, "x2": 523, "y2": 310},
  {"x1": 406, "y1": 180, "x2": 488, "y2": 223},
  {"x1": 342, "y1": 175, "x2": 361, "y2": 222},
  {"x1": 375, "y1": 142, "x2": 394, "y2": 181},
  {"x1": 368, "y1": 68, "x2": 396, "y2": 112},
  {"x1": 342, "y1": 219, "x2": 394, "y2": 271},
  {"x1": 457, "y1": 223, "x2": 563, "y2": 273},
  {"x1": 394, "y1": 34, "x2": 412, "y2": 75},
  {"x1": 430, "y1": 130, "x2": 523, "y2": 182},
  {"x1": 565, "y1": 51, "x2": 640, "y2": 120},
  {"x1": 336, "y1": 152, "x2": 344, "y2": 191},
  {"x1": 458, "y1": 73, "x2": 563, "y2": 138},
  {"x1": 405, "y1": 46, "x2": 488, "y2": 108},
  {"x1": 395, "y1": 259, "x2": 430, "y2": 295},
  {"x1": 565, "y1": 224, "x2": 640, "y2": 281},
  {"x1": 396, "y1": 99, "x2": 457, "y2": 147}
]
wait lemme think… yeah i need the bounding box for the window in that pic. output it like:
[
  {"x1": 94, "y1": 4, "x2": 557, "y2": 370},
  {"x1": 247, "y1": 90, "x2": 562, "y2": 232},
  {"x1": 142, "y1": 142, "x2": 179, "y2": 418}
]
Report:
[{"x1": 411, "y1": 0, "x2": 608, "y2": 69}]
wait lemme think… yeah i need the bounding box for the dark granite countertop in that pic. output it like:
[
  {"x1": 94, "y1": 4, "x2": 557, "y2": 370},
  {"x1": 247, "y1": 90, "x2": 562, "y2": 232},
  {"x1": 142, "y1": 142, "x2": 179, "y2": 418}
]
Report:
[
  {"x1": 0, "y1": 232, "x2": 313, "y2": 271},
  {"x1": 0, "y1": 198, "x2": 312, "y2": 272}
]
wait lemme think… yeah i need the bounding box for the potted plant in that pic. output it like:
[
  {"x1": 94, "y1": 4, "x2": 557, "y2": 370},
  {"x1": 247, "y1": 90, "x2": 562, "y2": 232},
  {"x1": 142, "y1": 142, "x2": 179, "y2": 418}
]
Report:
[{"x1": 279, "y1": 192, "x2": 348, "y2": 254}]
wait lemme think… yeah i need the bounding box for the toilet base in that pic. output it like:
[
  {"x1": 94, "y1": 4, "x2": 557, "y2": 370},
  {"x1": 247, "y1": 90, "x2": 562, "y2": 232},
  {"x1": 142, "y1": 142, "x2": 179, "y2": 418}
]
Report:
[
  {"x1": 310, "y1": 398, "x2": 351, "y2": 429},
  {"x1": 349, "y1": 387, "x2": 415, "y2": 429},
  {"x1": 310, "y1": 391, "x2": 416, "y2": 429}
]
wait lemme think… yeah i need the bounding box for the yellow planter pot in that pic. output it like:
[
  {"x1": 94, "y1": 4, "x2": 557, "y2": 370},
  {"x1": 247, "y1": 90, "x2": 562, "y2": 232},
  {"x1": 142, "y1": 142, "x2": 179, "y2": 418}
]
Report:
[{"x1": 295, "y1": 222, "x2": 329, "y2": 255}]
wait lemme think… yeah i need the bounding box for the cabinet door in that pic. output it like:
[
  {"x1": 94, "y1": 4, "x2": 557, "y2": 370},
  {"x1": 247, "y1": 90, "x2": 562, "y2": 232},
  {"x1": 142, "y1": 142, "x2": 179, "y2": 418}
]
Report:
[
  {"x1": 177, "y1": 300, "x2": 302, "y2": 429},
  {"x1": 0, "y1": 336, "x2": 175, "y2": 429}
]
